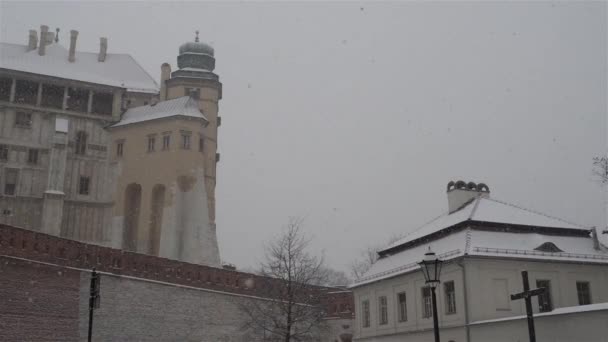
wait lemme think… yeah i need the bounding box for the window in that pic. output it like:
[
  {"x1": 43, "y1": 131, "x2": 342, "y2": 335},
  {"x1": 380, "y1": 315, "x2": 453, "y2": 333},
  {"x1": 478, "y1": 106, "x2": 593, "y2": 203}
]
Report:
[
  {"x1": 576, "y1": 281, "x2": 591, "y2": 305},
  {"x1": 14, "y1": 79, "x2": 38, "y2": 105},
  {"x1": 0, "y1": 77, "x2": 11, "y2": 101},
  {"x1": 362, "y1": 300, "x2": 370, "y2": 328},
  {"x1": 0, "y1": 145, "x2": 8, "y2": 161},
  {"x1": 116, "y1": 141, "x2": 124, "y2": 157},
  {"x1": 199, "y1": 136, "x2": 205, "y2": 152},
  {"x1": 185, "y1": 87, "x2": 200, "y2": 99},
  {"x1": 91, "y1": 92, "x2": 113, "y2": 115},
  {"x1": 147, "y1": 136, "x2": 156, "y2": 152},
  {"x1": 15, "y1": 112, "x2": 32, "y2": 128},
  {"x1": 536, "y1": 280, "x2": 553, "y2": 312},
  {"x1": 422, "y1": 287, "x2": 433, "y2": 318},
  {"x1": 444, "y1": 281, "x2": 456, "y2": 314},
  {"x1": 75, "y1": 131, "x2": 87, "y2": 155},
  {"x1": 41, "y1": 84, "x2": 64, "y2": 109},
  {"x1": 182, "y1": 134, "x2": 191, "y2": 149},
  {"x1": 163, "y1": 135, "x2": 170, "y2": 150},
  {"x1": 378, "y1": 296, "x2": 388, "y2": 325},
  {"x1": 397, "y1": 292, "x2": 407, "y2": 322},
  {"x1": 27, "y1": 149, "x2": 38, "y2": 165},
  {"x1": 66, "y1": 87, "x2": 88, "y2": 112},
  {"x1": 4, "y1": 168, "x2": 18, "y2": 196},
  {"x1": 79, "y1": 176, "x2": 90, "y2": 195}
]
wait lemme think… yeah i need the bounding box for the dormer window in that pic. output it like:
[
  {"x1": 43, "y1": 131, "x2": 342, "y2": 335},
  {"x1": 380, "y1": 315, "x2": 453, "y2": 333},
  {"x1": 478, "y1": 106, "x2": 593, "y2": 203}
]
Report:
[{"x1": 534, "y1": 242, "x2": 564, "y2": 253}]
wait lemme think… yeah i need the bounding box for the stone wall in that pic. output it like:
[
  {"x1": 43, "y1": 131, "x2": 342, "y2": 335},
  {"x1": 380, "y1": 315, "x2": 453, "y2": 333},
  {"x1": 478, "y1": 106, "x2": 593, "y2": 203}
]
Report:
[{"x1": 0, "y1": 224, "x2": 354, "y2": 341}]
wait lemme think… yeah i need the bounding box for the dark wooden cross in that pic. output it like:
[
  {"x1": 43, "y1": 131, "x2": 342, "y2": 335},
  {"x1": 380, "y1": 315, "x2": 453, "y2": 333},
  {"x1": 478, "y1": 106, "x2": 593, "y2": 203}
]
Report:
[{"x1": 510, "y1": 271, "x2": 546, "y2": 342}]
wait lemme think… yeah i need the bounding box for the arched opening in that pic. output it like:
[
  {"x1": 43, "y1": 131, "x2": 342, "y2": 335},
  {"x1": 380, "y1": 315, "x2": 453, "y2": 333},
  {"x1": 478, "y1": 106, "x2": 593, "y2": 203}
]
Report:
[
  {"x1": 123, "y1": 183, "x2": 142, "y2": 251},
  {"x1": 75, "y1": 131, "x2": 87, "y2": 155},
  {"x1": 149, "y1": 184, "x2": 166, "y2": 255}
]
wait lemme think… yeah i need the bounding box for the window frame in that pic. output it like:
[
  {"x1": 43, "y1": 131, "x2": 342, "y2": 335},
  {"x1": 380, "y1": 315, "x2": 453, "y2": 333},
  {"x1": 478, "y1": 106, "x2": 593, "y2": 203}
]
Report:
[
  {"x1": 4, "y1": 168, "x2": 19, "y2": 196},
  {"x1": 444, "y1": 280, "x2": 457, "y2": 315},
  {"x1": 79, "y1": 176, "x2": 90, "y2": 195},
  {"x1": 397, "y1": 292, "x2": 407, "y2": 322},
  {"x1": 378, "y1": 295, "x2": 388, "y2": 325},
  {"x1": 162, "y1": 134, "x2": 171, "y2": 150},
  {"x1": 181, "y1": 133, "x2": 191, "y2": 150},
  {"x1": 362, "y1": 299, "x2": 371, "y2": 328},
  {"x1": 536, "y1": 279, "x2": 553, "y2": 312},
  {"x1": 0, "y1": 144, "x2": 8, "y2": 161},
  {"x1": 422, "y1": 286, "x2": 433, "y2": 318},
  {"x1": 116, "y1": 141, "x2": 124, "y2": 157},
  {"x1": 75, "y1": 131, "x2": 87, "y2": 155},
  {"x1": 27, "y1": 148, "x2": 39, "y2": 165},
  {"x1": 576, "y1": 281, "x2": 592, "y2": 305},
  {"x1": 147, "y1": 136, "x2": 156, "y2": 153},
  {"x1": 15, "y1": 112, "x2": 32, "y2": 128}
]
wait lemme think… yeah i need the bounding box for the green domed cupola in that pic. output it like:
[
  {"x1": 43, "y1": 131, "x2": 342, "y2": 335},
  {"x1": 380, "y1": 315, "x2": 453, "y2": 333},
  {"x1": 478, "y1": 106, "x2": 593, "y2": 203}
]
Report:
[{"x1": 174, "y1": 31, "x2": 218, "y2": 79}]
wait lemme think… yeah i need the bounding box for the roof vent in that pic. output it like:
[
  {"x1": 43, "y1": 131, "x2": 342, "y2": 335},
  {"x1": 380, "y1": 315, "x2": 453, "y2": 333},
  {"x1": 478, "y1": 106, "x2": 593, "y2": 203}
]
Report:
[
  {"x1": 446, "y1": 180, "x2": 490, "y2": 213},
  {"x1": 534, "y1": 242, "x2": 564, "y2": 253}
]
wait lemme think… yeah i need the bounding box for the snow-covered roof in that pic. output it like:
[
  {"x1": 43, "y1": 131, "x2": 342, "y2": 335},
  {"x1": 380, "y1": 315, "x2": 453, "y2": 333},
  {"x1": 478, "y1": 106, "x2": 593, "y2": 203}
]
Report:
[
  {"x1": 0, "y1": 42, "x2": 158, "y2": 93},
  {"x1": 110, "y1": 96, "x2": 207, "y2": 128},
  {"x1": 383, "y1": 197, "x2": 587, "y2": 252},
  {"x1": 469, "y1": 302, "x2": 608, "y2": 325},
  {"x1": 350, "y1": 196, "x2": 608, "y2": 288}
]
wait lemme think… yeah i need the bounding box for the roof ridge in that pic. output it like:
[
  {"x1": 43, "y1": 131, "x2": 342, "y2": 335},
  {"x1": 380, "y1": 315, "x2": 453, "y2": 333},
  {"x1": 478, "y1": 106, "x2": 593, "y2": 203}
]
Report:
[
  {"x1": 468, "y1": 195, "x2": 482, "y2": 220},
  {"x1": 482, "y1": 197, "x2": 586, "y2": 229},
  {"x1": 123, "y1": 53, "x2": 159, "y2": 89},
  {"x1": 381, "y1": 213, "x2": 448, "y2": 251}
]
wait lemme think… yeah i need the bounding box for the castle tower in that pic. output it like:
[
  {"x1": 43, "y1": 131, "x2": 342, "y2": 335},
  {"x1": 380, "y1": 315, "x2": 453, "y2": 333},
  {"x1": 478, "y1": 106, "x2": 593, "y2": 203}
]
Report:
[{"x1": 160, "y1": 32, "x2": 222, "y2": 228}]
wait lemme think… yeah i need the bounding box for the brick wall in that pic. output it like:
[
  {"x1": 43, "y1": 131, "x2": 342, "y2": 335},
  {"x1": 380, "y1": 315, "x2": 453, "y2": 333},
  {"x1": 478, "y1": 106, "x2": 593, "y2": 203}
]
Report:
[
  {"x1": 0, "y1": 224, "x2": 354, "y2": 341},
  {"x1": 0, "y1": 257, "x2": 80, "y2": 341}
]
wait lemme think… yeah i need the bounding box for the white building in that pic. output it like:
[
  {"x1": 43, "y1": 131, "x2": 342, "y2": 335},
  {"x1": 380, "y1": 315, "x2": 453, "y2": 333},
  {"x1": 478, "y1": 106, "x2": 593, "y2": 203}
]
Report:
[{"x1": 350, "y1": 181, "x2": 608, "y2": 342}]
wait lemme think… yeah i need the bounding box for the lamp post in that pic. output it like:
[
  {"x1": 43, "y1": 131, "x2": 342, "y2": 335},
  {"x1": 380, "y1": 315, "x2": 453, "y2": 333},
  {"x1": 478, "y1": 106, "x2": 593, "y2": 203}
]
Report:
[{"x1": 418, "y1": 248, "x2": 443, "y2": 342}]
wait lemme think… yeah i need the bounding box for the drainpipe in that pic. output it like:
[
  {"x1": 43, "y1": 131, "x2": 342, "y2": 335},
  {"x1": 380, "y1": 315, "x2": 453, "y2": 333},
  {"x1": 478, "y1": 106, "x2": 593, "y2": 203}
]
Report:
[{"x1": 457, "y1": 259, "x2": 471, "y2": 342}]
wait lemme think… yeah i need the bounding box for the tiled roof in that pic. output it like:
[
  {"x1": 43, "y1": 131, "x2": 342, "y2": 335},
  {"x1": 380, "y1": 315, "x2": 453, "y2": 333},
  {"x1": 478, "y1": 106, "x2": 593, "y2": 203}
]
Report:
[
  {"x1": 0, "y1": 42, "x2": 158, "y2": 93},
  {"x1": 110, "y1": 96, "x2": 207, "y2": 128}
]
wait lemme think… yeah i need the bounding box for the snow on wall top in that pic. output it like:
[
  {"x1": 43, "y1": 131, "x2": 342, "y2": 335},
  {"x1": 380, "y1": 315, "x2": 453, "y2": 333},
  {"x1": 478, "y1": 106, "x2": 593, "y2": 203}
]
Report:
[
  {"x1": 383, "y1": 197, "x2": 587, "y2": 252},
  {"x1": 0, "y1": 42, "x2": 158, "y2": 94},
  {"x1": 110, "y1": 96, "x2": 207, "y2": 128}
]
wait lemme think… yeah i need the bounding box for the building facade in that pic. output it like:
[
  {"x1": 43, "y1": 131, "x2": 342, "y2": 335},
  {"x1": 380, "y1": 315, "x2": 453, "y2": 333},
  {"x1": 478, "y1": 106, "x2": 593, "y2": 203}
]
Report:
[
  {"x1": 0, "y1": 26, "x2": 222, "y2": 266},
  {"x1": 351, "y1": 181, "x2": 608, "y2": 342}
]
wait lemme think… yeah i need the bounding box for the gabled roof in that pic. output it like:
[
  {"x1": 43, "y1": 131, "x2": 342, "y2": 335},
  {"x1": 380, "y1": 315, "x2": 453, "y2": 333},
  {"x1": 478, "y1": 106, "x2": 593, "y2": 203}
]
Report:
[
  {"x1": 350, "y1": 197, "x2": 607, "y2": 288},
  {"x1": 110, "y1": 96, "x2": 207, "y2": 128},
  {"x1": 0, "y1": 42, "x2": 158, "y2": 93},
  {"x1": 382, "y1": 197, "x2": 587, "y2": 253}
]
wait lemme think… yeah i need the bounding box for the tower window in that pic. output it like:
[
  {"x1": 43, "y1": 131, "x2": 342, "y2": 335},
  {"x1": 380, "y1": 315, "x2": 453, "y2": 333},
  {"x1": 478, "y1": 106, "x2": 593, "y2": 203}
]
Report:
[
  {"x1": 163, "y1": 135, "x2": 171, "y2": 150},
  {"x1": 182, "y1": 134, "x2": 191, "y2": 149},
  {"x1": 116, "y1": 141, "x2": 124, "y2": 157},
  {"x1": 147, "y1": 136, "x2": 156, "y2": 152},
  {"x1": 199, "y1": 137, "x2": 205, "y2": 152},
  {"x1": 27, "y1": 149, "x2": 39, "y2": 165},
  {"x1": 79, "y1": 176, "x2": 90, "y2": 195}
]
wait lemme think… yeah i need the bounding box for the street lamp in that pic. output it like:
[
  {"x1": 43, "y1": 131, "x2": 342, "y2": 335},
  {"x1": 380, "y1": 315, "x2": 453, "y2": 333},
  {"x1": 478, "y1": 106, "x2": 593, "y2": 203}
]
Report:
[{"x1": 419, "y1": 247, "x2": 443, "y2": 342}]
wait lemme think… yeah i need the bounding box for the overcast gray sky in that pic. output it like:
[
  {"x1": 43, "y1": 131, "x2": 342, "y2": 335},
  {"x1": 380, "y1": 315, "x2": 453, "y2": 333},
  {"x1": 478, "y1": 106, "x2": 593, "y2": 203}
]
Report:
[{"x1": 1, "y1": 1, "x2": 606, "y2": 273}]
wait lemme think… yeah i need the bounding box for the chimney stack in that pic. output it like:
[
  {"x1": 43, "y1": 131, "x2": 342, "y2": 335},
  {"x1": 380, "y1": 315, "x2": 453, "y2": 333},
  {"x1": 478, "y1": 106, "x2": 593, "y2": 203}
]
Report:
[
  {"x1": 38, "y1": 25, "x2": 49, "y2": 56},
  {"x1": 98, "y1": 37, "x2": 107, "y2": 62},
  {"x1": 27, "y1": 29, "x2": 38, "y2": 51},
  {"x1": 159, "y1": 63, "x2": 171, "y2": 101},
  {"x1": 68, "y1": 30, "x2": 78, "y2": 62},
  {"x1": 446, "y1": 180, "x2": 490, "y2": 213}
]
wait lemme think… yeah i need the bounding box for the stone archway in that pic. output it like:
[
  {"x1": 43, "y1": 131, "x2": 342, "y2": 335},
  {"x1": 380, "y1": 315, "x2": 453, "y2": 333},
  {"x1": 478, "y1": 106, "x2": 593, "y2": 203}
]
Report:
[
  {"x1": 123, "y1": 183, "x2": 142, "y2": 251},
  {"x1": 149, "y1": 184, "x2": 166, "y2": 256}
]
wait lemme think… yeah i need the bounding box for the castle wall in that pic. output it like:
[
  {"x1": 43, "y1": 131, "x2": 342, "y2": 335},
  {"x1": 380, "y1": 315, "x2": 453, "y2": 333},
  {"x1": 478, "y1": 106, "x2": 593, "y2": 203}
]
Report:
[{"x1": 0, "y1": 224, "x2": 354, "y2": 342}]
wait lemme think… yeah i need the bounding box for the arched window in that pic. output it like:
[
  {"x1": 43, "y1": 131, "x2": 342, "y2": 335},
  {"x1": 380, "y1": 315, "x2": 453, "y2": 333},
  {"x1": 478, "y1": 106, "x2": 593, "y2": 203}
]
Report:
[
  {"x1": 149, "y1": 184, "x2": 166, "y2": 256},
  {"x1": 123, "y1": 183, "x2": 142, "y2": 252},
  {"x1": 75, "y1": 131, "x2": 87, "y2": 155}
]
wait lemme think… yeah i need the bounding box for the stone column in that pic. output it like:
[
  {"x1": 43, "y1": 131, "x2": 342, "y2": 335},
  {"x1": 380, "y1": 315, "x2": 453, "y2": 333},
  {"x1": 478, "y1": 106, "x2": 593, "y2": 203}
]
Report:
[
  {"x1": 87, "y1": 90, "x2": 93, "y2": 113},
  {"x1": 36, "y1": 83, "x2": 42, "y2": 106},
  {"x1": 9, "y1": 78, "x2": 15, "y2": 103},
  {"x1": 41, "y1": 117, "x2": 69, "y2": 236}
]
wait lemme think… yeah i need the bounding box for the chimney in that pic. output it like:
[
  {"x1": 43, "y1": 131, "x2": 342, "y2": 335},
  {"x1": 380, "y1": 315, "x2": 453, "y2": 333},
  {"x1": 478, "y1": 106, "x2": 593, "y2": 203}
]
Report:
[
  {"x1": 38, "y1": 25, "x2": 48, "y2": 56},
  {"x1": 159, "y1": 63, "x2": 171, "y2": 101},
  {"x1": 27, "y1": 29, "x2": 38, "y2": 51},
  {"x1": 68, "y1": 30, "x2": 78, "y2": 62},
  {"x1": 98, "y1": 37, "x2": 107, "y2": 62},
  {"x1": 591, "y1": 228, "x2": 600, "y2": 250},
  {"x1": 446, "y1": 180, "x2": 490, "y2": 213}
]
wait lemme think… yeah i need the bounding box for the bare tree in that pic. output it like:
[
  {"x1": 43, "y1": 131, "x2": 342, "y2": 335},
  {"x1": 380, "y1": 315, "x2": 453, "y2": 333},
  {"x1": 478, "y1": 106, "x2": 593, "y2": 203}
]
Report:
[
  {"x1": 318, "y1": 267, "x2": 351, "y2": 287},
  {"x1": 350, "y1": 234, "x2": 402, "y2": 281},
  {"x1": 240, "y1": 217, "x2": 329, "y2": 342},
  {"x1": 593, "y1": 155, "x2": 608, "y2": 184}
]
